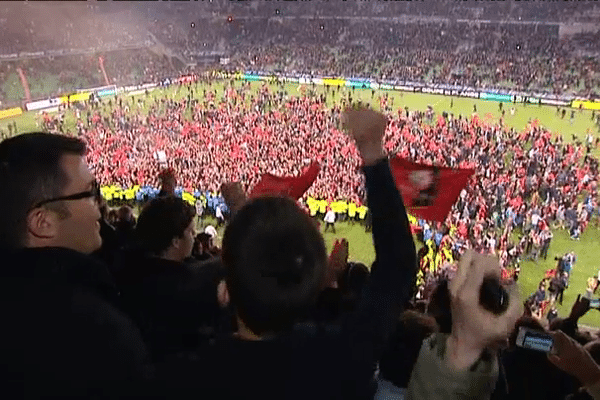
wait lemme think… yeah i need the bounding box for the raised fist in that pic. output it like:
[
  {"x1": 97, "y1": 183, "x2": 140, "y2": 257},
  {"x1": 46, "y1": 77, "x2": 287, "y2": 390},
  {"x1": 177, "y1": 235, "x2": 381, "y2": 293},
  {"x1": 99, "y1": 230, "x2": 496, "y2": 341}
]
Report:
[
  {"x1": 449, "y1": 250, "x2": 522, "y2": 364},
  {"x1": 221, "y1": 181, "x2": 247, "y2": 216},
  {"x1": 341, "y1": 107, "x2": 387, "y2": 166}
]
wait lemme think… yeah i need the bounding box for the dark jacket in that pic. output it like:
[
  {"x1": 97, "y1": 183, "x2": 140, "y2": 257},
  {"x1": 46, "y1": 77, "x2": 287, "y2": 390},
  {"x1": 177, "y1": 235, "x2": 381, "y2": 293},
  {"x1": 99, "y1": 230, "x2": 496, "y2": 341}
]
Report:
[
  {"x1": 495, "y1": 347, "x2": 576, "y2": 400},
  {"x1": 158, "y1": 158, "x2": 418, "y2": 400},
  {"x1": 115, "y1": 219, "x2": 136, "y2": 250},
  {"x1": 0, "y1": 247, "x2": 153, "y2": 399},
  {"x1": 92, "y1": 218, "x2": 121, "y2": 274},
  {"x1": 116, "y1": 255, "x2": 226, "y2": 362}
]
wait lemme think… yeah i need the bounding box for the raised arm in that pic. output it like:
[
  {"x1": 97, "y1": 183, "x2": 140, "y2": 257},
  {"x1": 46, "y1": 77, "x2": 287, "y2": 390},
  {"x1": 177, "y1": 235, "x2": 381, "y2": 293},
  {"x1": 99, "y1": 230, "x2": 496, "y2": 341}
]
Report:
[{"x1": 341, "y1": 107, "x2": 417, "y2": 369}]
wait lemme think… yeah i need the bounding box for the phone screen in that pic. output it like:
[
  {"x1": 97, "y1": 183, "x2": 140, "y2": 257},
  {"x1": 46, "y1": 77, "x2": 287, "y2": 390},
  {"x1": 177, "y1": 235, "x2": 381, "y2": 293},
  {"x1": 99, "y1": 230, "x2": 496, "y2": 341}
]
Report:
[{"x1": 517, "y1": 327, "x2": 554, "y2": 352}]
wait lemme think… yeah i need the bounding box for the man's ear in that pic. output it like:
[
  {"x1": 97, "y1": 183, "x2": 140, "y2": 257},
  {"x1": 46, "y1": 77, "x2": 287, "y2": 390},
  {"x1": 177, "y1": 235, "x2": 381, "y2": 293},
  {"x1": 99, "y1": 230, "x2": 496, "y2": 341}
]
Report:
[
  {"x1": 217, "y1": 280, "x2": 230, "y2": 308},
  {"x1": 26, "y1": 208, "x2": 59, "y2": 241}
]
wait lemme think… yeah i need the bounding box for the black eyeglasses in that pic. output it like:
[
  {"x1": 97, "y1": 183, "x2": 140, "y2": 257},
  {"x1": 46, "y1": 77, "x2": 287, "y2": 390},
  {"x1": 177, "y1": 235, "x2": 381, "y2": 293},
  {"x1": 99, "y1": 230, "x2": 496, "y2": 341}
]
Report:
[{"x1": 31, "y1": 181, "x2": 101, "y2": 210}]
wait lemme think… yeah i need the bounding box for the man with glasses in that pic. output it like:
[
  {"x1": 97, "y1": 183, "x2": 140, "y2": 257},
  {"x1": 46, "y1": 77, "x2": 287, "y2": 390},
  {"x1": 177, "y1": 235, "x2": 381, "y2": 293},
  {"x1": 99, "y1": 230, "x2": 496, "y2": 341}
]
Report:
[
  {"x1": 0, "y1": 133, "x2": 102, "y2": 253},
  {"x1": 0, "y1": 133, "x2": 152, "y2": 398}
]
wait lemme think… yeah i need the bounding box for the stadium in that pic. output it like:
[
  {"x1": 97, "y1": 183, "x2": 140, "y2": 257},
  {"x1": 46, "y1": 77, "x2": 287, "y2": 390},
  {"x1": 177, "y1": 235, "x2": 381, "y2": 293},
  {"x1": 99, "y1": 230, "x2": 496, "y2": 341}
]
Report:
[{"x1": 1, "y1": 1, "x2": 600, "y2": 399}]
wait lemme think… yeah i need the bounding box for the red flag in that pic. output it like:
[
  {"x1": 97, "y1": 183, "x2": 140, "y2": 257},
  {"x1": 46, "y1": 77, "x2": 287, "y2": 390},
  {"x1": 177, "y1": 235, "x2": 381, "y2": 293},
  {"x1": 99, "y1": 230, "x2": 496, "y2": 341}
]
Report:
[
  {"x1": 250, "y1": 162, "x2": 320, "y2": 200},
  {"x1": 389, "y1": 157, "x2": 474, "y2": 222}
]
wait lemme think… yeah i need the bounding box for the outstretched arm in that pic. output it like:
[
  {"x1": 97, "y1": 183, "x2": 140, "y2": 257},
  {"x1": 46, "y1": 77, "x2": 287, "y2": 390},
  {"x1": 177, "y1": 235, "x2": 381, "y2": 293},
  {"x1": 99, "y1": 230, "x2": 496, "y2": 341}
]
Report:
[{"x1": 341, "y1": 107, "x2": 417, "y2": 380}]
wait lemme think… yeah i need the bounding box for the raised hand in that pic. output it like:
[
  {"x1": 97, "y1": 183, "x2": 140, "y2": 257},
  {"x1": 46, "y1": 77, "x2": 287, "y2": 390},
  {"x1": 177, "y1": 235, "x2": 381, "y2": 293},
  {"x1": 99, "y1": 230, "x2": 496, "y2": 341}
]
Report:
[
  {"x1": 568, "y1": 294, "x2": 591, "y2": 322},
  {"x1": 548, "y1": 330, "x2": 600, "y2": 387},
  {"x1": 220, "y1": 181, "x2": 248, "y2": 216},
  {"x1": 341, "y1": 107, "x2": 388, "y2": 166},
  {"x1": 326, "y1": 238, "x2": 349, "y2": 289},
  {"x1": 447, "y1": 250, "x2": 522, "y2": 370}
]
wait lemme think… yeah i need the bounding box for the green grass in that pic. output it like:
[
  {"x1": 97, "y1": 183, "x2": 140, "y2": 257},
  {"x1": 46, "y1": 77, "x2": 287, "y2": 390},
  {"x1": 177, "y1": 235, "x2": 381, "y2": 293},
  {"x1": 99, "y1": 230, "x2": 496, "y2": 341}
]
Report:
[
  {"x1": 2, "y1": 80, "x2": 599, "y2": 149},
  {"x1": 515, "y1": 228, "x2": 600, "y2": 328},
  {"x1": 2, "y1": 80, "x2": 599, "y2": 327},
  {"x1": 321, "y1": 222, "x2": 600, "y2": 328}
]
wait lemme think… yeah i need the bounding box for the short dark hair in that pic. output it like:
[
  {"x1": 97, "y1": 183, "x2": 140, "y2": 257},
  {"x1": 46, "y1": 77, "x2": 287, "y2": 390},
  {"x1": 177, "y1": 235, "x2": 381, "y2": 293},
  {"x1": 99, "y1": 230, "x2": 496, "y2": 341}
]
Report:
[
  {"x1": 136, "y1": 196, "x2": 195, "y2": 255},
  {"x1": 342, "y1": 262, "x2": 370, "y2": 296},
  {"x1": 196, "y1": 232, "x2": 213, "y2": 248},
  {"x1": 585, "y1": 341, "x2": 600, "y2": 364},
  {"x1": 0, "y1": 133, "x2": 86, "y2": 250},
  {"x1": 117, "y1": 206, "x2": 134, "y2": 222},
  {"x1": 222, "y1": 196, "x2": 327, "y2": 336}
]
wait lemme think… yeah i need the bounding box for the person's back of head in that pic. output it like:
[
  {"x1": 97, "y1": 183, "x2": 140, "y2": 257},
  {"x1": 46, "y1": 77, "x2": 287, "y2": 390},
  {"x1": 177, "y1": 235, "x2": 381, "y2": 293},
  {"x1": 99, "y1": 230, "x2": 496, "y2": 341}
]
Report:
[
  {"x1": 222, "y1": 196, "x2": 327, "y2": 338},
  {"x1": 196, "y1": 232, "x2": 213, "y2": 251},
  {"x1": 0, "y1": 133, "x2": 101, "y2": 254},
  {"x1": 108, "y1": 209, "x2": 118, "y2": 226},
  {"x1": 192, "y1": 233, "x2": 205, "y2": 258},
  {"x1": 342, "y1": 261, "x2": 370, "y2": 298},
  {"x1": 117, "y1": 205, "x2": 134, "y2": 225},
  {"x1": 584, "y1": 340, "x2": 600, "y2": 364},
  {"x1": 136, "y1": 196, "x2": 196, "y2": 263}
]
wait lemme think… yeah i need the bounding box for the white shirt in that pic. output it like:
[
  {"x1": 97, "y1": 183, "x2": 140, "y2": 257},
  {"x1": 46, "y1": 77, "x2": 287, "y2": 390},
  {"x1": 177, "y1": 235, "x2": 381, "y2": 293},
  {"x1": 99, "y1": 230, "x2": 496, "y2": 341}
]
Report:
[
  {"x1": 204, "y1": 225, "x2": 217, "y2": 239},
  {"x1": 324, "y1": 210, "x2": 336, "y2": 223}
]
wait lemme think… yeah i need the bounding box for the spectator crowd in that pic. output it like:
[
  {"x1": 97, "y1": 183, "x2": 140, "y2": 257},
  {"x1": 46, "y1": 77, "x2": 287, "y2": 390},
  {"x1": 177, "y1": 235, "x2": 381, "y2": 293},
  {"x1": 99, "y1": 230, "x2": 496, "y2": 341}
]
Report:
[
  {"x1": 50, "y1": 79, "x2": 598, "y2": 294},
  {"x1": 1, "y1": 3, "x2": 600, "y2": 399},
  {"x1": 2, "y1": 6, "x2": 600, "y2": 106},
  {"x1": 0, "y1": 49, "x2": 179, "y2": 106},
  {"x1": 1, "y1": 107, "x2": 600, "y2": 400}
]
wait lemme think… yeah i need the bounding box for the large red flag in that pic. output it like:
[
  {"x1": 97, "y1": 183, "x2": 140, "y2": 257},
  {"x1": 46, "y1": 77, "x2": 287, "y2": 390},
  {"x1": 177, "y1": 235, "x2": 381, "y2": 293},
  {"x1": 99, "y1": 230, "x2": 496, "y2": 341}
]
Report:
[
  {"x1": 250, "y1": 162, "x2": 321, "y2": 200},
  {"x1": 389, "y1": 157, "x2": 474, "y2": 222}
]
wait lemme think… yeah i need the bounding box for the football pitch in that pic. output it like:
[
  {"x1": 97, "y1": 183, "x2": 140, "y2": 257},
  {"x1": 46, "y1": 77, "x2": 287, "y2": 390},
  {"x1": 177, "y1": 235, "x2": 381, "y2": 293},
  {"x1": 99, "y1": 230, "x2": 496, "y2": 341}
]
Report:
[{"x1": 1, "y1": 79, "x2": 599, "y2": 327}]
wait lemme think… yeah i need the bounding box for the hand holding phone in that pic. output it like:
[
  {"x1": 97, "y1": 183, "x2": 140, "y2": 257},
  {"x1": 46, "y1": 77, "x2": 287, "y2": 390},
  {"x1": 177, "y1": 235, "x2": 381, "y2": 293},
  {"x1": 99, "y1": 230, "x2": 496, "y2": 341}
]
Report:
[
  {"x1": 515, "y1": 327, "x2": 554, "y2": 353},
  {"x1": 547, "y1": 330, "x2": 600, "y2": 387}
]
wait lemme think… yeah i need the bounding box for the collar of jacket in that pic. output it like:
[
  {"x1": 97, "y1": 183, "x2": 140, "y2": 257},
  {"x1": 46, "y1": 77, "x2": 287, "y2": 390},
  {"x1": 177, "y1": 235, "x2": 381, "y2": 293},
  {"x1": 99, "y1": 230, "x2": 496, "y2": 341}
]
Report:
[{"x1": 3, "y1": 247, "x2": 119, "y2": 302}]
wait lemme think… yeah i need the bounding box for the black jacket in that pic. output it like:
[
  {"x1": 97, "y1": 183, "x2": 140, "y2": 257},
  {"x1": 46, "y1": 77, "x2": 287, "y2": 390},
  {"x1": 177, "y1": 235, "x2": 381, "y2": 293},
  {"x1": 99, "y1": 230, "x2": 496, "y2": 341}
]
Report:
[
  {"x1": 0, "y1": 247, "x2": 153, "y2": 399},
  {"x1": 116, "y1": 255, "x2": 226, "y2": 362},
  {"x1": 158, "y1": 158, "x2": 418, "y2": 400},
  {"x1": 92, "y1": 219, "x2": 121, "y2": 274}
]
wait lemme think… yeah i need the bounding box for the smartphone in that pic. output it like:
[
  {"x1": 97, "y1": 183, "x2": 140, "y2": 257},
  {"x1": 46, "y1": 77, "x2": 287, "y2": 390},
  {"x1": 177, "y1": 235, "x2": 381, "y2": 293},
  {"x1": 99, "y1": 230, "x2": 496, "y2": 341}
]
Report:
[
  {"x1": 591, "y1": 299, "x2": 600, "y2": 309},
  {"x1": 515, "y1": 327, "x2": 554, "y2": 353}
]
